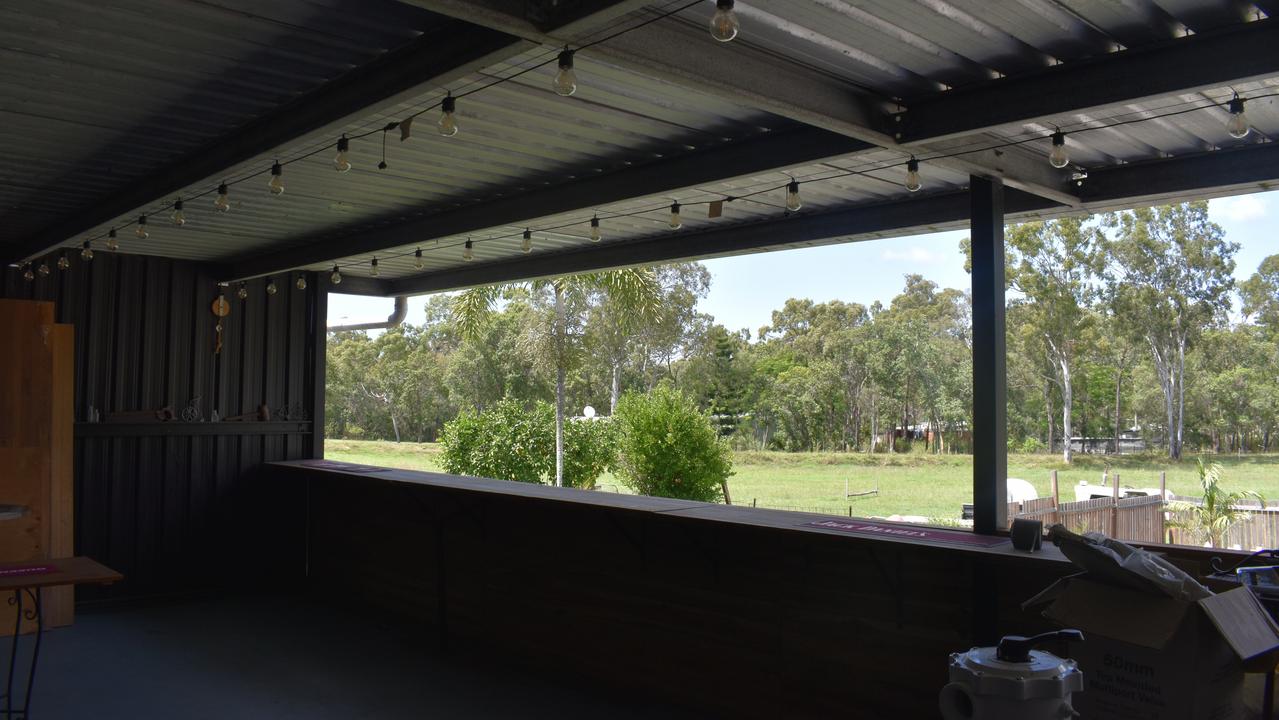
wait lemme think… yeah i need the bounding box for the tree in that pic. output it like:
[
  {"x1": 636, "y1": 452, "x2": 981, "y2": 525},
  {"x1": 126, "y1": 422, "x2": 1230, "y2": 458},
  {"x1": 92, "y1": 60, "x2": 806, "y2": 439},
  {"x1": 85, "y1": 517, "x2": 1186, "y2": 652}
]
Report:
[
  {"x1": 1167, "y1": 458, "x2": 1263, "y2": 548},
  {"x1": 1241, "y1": 253, "x2": 1279, "y2": 339},
  {"x1": 451, "y1": 269, "x2": 660, "y2": 487},
  {"x1": 1105, "y1": 203, "x2": 1238, "y2": 459}
]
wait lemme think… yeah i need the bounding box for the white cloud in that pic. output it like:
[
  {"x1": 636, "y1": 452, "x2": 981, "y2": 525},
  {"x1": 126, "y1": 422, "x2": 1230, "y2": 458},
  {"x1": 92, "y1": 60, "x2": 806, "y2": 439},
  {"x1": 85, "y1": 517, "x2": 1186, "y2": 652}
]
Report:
[
  {"x1": 880, "y1": 246, "x2": 944, "y2": 264},
  {"x1": 1210, "y1": 194, "x2": 1267, "y2": 223}
]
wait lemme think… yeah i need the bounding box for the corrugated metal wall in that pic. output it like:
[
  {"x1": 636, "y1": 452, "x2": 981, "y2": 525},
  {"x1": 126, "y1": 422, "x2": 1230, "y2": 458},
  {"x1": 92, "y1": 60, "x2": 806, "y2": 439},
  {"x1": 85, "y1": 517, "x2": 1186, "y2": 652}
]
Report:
[{"x1": 1, "y1": 254, "x2": 323, "y2": 599}]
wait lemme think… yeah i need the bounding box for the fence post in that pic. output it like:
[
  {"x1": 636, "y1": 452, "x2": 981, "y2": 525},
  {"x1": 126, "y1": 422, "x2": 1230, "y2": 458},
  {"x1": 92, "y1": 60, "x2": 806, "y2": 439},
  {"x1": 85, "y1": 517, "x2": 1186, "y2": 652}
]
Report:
[
  {"x1": 1160, "y1": 471, "x2": 1169, "y2": 543},
  {"x1": 1112, "y1": 473, "x2": 1121, "y2": 538},
  {"x1": 1160, "y1": 471, "x2": 1167, "y2": 500}
]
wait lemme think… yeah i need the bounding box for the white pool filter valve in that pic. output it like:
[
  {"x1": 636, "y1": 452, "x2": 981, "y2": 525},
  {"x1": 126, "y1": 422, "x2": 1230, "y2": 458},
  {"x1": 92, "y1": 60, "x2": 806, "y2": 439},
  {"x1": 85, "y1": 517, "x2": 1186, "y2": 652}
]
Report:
[{"x1": 939, "y1": 630, "x2": 1084, "y2": 720}]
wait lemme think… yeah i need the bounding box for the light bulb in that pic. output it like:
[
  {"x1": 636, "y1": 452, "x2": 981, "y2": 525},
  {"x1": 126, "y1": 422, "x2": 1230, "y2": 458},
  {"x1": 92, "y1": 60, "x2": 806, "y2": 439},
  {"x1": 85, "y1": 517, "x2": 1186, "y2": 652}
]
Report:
[
  {"x1": 269, "y1": 161, "x2": 285, "y2": 195},
  {"x1": 136, "y1": 215, "x2": 149, "y2": 239},
  {"x1": 438, "y1": 94, "x2": 459, "y2": 137},
  {"x1": 22, "y1": 265, "x2": 34, "y2": 281},
  {"x1": 463, "y1": 239, "x2": 474, "y2": 262},
  {"x1": 553, "y1": 49, "x2": 577, "y2": 97},
  {"x1": 171, "y1": 199, "x2": 186, "y2": 226},
  {"x1": 334, "y1": 136, "x2": 351, "y2": 172},
  {"x1": 1226, "y1": 97, "x2": 1250, "y2": 139},
  {"x1": 330, "y1": 265, "x2": 342, "y2": 285},
  {"x1": 414, "y1": 248, "x2": 424, "y2": 270},
  {"x1": 905, "y1": 157, "x2": 922, "y2": 193},
  {"x1": 522, "y1": 229, "x2": 532, "y2": 254},
  {"x1": 295, "y1": 274, "x2": 307, "y2": 291},
  {"x1": 1048, "y1": 131, "x2": 1069, "y2": 168},
  {"x1": 81, "y1": 240, "x2": 94, "y2": 261},
  {"x1": 709, "y1": 0, "x2": 740, "y2": 42},
  {"x1": 370, "y1": 258, "x2": 380, "y2": 277},
  {"x1": 266, "y1": 277, "x2": 278, "y2": 295},
  {"x1": 785, "y1": 180, "x2": 802, "y2": 211},
  {"x1": 669, "y1": 202, "x2": 682, "y2": 230},
  {"x1": 590, "y1": 216, "x2": 601, "y2": 242},
  {"x1": 57, "y1": 253, "x2": 70, "y2": 271},
  {"x1": 37, "y1": 261, "x2": 49, "y2": 277},
  {"x1": 237, "y1": 283, "x2": 248, "y2": 300},
  {"x1": 106, "y1": 228, "x2": 119, "y2": 251},
  {"x1": 214, "y1": 182, "x2": 231, "y2": 212}
]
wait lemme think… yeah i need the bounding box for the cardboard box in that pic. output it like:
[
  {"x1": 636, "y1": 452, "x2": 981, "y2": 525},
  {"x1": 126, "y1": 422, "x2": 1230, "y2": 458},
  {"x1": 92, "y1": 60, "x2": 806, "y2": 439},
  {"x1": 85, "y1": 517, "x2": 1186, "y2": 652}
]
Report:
[{"x1": 1026, "y1": 575, "x2": 1279, "y2": 720}]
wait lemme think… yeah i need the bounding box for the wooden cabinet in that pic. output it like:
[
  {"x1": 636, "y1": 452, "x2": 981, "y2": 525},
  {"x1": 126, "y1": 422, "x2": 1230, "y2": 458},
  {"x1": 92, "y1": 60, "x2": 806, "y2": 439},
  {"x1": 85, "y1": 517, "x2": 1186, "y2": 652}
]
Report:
[{"x1": 0, "y1": 299, "x2": 74, "y2": 633}]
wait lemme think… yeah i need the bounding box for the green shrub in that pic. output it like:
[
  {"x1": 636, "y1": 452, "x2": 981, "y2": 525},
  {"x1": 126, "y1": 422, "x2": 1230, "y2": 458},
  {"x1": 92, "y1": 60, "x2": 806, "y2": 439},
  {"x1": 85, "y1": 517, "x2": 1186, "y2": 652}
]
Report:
[
  {"x1": 613, "y1": 386, "x2": 733, "y2": 502},
  {"x1": 562, "y1": 418, "x2": 617, "y2": 490},
  {"x1": 1020, "y1": 437, "x2": 1046, "y2": 454}
]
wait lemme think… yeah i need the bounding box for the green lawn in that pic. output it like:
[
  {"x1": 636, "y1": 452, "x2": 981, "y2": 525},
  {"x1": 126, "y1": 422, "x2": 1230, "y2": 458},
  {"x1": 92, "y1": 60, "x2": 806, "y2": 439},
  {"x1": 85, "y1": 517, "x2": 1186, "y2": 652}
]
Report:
[{"x1": 325, "y1": 439, "x2": 1279, "y2": 520}]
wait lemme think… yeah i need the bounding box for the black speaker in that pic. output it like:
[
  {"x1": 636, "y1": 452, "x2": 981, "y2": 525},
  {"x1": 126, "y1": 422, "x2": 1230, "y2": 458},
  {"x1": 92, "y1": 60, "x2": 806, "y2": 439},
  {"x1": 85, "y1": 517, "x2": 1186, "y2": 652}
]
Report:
[{"x1": 1010, "y1": 518, "x2": 1043, "y2": 552}]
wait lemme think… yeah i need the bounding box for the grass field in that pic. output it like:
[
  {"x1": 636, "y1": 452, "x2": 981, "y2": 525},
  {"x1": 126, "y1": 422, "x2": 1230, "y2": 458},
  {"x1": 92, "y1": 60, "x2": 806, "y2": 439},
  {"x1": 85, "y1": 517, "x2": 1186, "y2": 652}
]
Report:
[{"x1": 326, "y1": 439, "x2": 1279, "y2": 520}]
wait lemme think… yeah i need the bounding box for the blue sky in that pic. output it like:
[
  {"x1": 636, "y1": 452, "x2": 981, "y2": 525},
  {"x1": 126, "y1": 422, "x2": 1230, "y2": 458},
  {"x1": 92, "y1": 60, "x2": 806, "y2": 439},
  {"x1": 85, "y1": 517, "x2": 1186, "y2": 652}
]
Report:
[{"x1": 328, "y1": 190, "x2": 1279, "y2": 335}]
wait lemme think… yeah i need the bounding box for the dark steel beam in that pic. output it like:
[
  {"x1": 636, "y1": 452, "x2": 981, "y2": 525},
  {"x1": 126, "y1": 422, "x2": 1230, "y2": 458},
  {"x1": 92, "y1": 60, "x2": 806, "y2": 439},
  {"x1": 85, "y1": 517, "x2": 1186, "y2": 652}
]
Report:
[
  {"x1": 3, "y1": 21, "x2": 529, "y2": 265},
  {"x1": 385, "y1": 187, "x2": 1059, "y2": 296},
  {"x1": 900, "y1": 19, "x2": 1279, "y2": 143},
  {"x1": 1079, "y1": 143, "x2": 1279, "y2": 205},
  {"x1": 969, "y1": 176, "x2": 1007, "y2": 537},
  {"x1": 225, "y1": 126, "x2": 873, "y2": 280}
]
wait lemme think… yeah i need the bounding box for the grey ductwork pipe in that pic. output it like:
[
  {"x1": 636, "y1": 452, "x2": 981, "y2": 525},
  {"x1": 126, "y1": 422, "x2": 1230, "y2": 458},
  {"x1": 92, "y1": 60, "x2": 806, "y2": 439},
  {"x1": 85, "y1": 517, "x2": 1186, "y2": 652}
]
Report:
[{"x1": 327, "y1": 296, "x2": 408, "y2": 332}]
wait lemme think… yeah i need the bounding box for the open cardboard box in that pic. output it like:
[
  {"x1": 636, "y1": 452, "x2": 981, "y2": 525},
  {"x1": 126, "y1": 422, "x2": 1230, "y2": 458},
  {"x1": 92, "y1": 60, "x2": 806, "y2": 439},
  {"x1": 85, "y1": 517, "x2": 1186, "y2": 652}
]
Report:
[{"x1": 1026, "y1": 573, "x2": 1279, "y2": 720}]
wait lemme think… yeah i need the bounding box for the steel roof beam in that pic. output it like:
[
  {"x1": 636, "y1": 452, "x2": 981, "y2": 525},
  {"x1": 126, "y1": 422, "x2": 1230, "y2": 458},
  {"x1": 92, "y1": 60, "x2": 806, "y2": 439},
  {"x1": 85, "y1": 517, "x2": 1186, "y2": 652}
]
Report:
[
  {"x1": 1079, "y1": 142, "x2": 1279, "y2": 207},
  {"x1": 899, "y1": 18, "x2": 1279, "y2": 144}
]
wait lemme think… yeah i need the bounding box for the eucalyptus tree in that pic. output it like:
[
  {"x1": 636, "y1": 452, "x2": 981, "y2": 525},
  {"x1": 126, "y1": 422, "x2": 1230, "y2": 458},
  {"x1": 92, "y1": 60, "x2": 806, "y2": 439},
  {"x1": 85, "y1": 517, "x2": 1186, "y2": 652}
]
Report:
[{"x1": 451, "y1": 269, "x2": 660, "y2": 487}]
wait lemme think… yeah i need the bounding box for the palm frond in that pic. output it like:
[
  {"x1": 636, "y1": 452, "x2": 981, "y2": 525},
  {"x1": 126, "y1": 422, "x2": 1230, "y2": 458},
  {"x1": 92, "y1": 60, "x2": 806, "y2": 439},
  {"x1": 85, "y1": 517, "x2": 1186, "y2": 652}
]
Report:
[{"x1": 451, "y1": 284, "x2": 503, "y2": 340}]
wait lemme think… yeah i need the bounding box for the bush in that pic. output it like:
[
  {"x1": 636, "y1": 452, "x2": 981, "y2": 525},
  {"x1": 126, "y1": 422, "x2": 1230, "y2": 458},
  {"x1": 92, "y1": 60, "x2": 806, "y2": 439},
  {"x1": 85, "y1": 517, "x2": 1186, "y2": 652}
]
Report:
[
  {"x1": 613, "y1": 386, "x2": 733, "y2": 502},
  {"x1": 439, "y1": 398, "x2": 615, "y2": 488},
  {"x1": 1020, "y1": 437, "x2": 1046, "y2": 454}
]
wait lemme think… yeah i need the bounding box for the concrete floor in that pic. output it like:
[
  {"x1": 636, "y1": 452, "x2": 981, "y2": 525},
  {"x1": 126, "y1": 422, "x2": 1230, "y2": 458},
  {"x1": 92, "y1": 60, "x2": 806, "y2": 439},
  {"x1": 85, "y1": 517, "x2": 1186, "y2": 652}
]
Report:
[{"x1": 15, "y1": 592, "x2": 703, "y2": 719}]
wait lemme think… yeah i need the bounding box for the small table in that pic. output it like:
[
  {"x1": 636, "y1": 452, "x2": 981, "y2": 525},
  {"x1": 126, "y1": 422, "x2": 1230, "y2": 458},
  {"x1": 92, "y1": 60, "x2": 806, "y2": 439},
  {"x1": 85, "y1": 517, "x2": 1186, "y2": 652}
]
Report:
[{"x1": 1, "y1": 557, "x2": 121, "y2": 719}]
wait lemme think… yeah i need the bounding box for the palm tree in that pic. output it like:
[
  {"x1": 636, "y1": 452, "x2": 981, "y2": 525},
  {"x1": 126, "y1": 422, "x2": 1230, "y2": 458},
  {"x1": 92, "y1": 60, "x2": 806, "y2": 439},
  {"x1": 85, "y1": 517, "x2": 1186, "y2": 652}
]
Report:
[
  {"x1": 1167, "y1": 457, "x2": 1264, "y2": 547},
  {"x1": 451, "y1": 269, "x2": 661, "y2": 487}
]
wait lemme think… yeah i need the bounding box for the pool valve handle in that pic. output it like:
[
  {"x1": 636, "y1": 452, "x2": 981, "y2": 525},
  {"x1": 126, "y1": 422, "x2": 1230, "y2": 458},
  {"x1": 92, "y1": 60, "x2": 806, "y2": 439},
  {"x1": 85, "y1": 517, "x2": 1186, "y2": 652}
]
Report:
[{"x1": 996, "y1": 630, "x2": 1084, "y2": 663}]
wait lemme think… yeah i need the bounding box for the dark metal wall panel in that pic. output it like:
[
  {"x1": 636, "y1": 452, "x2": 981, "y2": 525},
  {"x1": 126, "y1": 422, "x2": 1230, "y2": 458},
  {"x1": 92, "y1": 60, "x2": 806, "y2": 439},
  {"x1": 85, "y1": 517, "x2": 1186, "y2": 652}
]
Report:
[{"x1": 1, "y1": 253, "x2": 320, "y2": 599}]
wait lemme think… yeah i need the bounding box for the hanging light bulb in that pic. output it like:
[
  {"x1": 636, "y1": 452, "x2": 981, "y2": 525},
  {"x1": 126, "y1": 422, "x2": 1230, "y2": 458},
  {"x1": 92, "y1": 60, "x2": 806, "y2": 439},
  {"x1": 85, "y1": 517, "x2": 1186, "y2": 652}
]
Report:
[
  {"x1": 214, "y1": 182, "x2": 231, "y2": 212},
  {"x1": 268, "y1": 161, "x2": 285, "y2": 195},
  {"x1": 57, "y1": 251, "x2": 70, "y2": 271},
  {"x1": 136, "y1": 215, "x2": 149, "y2": 239},
  {"x1": 81, "y1": 240, "x2": 94, "y2": 261},
  {"x1": 334, "y1": 136, "x2": 352, "y2": 173},
  {"x1": 106, "y1": 228, "x2": 119, "y2": 251},
  {"x1": 22, "y1": 264, "x2": 34, "y2": 282},
  {"x1": 171, "y1": 198, "x2": 186, "y2": 226},
  {"x1": 414, "y1": 248, "x2": 424, "y2": 270},
  {"x1": 370, "y1": 257, "x2": 380, "y2": 277},
  {"x1": 904, "y1": 157, "x2": 922, "y2": 193},
  {"x1": 669, "y1": 202, "x2": 682, "y2": 230},
  {"x1": 37, "y1": 260, "x2": 50, "y2": 277},
  {"x1": 785, "y1": 180, "x2": 802, "y2": 211},
  {"x1": 553, "y1": 49, "x2": 577, "y2": 97},
  {"x1": 237, "y1": 282, "x2": 248, "y2": 300},
  {"x1": 590, "y1": 216, "x2": 601, "y2": 242},
  {"x1": 266, "y1": 277, "x2": 278, "y2": 295},
  {"x1": 1048, "y1": 131, "x2": 1069, "y2": 169},
  {"x1": 709, "y1": 0, "x2": 740, "y2": 42},
  {"x1": 438, "y1": 93, "x2": 459, "y2": 137},
  {"x1": 1226, "y1": 96, "x2": 1250, "y2": 139},
  {"x1": 295, "y1": 274, "x2": 308, "y2": 291},
  {"x1": 463, "y1": 239, "x2": 474, "y2": 262},
  {"x1": 522, "y1": 229, "x2": 533, "y2": 254},
  {"x1": 330, "y1": 265, "x2": 342, "y2": 285}
]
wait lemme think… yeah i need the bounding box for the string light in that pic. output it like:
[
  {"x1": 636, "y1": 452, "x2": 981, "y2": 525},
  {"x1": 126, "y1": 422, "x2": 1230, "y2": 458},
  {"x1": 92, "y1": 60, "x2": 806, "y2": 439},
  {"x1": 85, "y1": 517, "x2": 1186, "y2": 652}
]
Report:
[
  {"x1": 669, "y1": 202, "x2": 682, "y2": 229},
  {"x1": 135, "y1": 215, "x2": 149, "y2": 239},
  {"x1": 330, "y1": 265, "x2": 342, "y2": 285},
  {"x1": 171, "y1": 198, "x2": 186, "y2": 226},
  {"x1": 334, "y1": 136, "x2": 352, "y2": 172},
  {"x1": 590, "y1": 216, "x2": 601, "y2": 242},
  {"x1": 1227, "y1": 96, "x2": 1250, "y2": 139},
  {"x1": 214, "y1": 182, "x2": 231, "y2": 212},
  {"x1": 463, "y1": 239, "x2": 474, "y2": 261},
  {"x1": 57, "y1": 251, "x2": 70, "y2": 271},
  {"x1": 439, "y1": 93, "x2": 459, "y2": 137},
  {"x1": 414, "y1": 248, "x2": 424, "y2": 270},
  {"x1": 81, "y1": 239, "x2": 94, "y2": 261},
  {"x1": 553, "y1": 49, "x2": 577, "y2": 97},
  {"x1": 266, "y1": 277, "x2": 278, "y2": 295},
  {"x1": 522, "y1": 229, "x2": 533, "y2": 254},
  {"x1": 37, "y1": 260, "x2": 49, "y2": 277},
  {"x1": 785, "y1": 180, "x2": 802, "y2": 211},
  {"x1": 1049, "y1": 131, "x2": 1069, "y2": 168},
  {"x1": 370, "y1": 257, "x2": 380, "y2": 277},
  {"x1": 709, "y1": 0, "x2": 740, "y2": 42},
  {"x1": 268, "y1": 161, "x2": 285, "y2": 195},
  {"x1": 236, "y1": 282, "x2": 248, "y2": 300},
  {"x1": 106, "y1": 228, "x2": 119, "y2": 251},
  {"x1": 904, "y1": 157, "x2": 922, "y2": 192},
  {"x1": 295, "y1": 274, "x2": 308, "y2": 290},
  {"x1": 22, "y1": 264, "x2": 34, "y2": 281}
]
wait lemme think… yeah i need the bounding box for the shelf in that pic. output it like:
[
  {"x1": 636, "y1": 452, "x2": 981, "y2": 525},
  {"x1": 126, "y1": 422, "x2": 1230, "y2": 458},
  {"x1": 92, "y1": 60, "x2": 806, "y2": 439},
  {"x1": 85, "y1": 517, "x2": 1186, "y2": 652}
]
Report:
[{"x1": 75, "y1": 421, "x2": 312, "y2": 438}]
